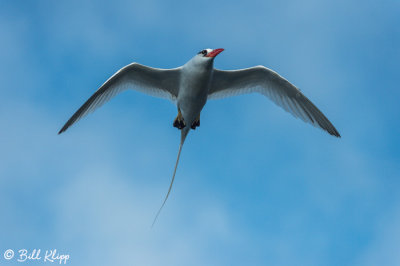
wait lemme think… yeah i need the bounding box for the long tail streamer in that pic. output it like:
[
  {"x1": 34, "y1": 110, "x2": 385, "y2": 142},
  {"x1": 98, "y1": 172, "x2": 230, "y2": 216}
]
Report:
[{"x1": 152, "y1": 129, "x2": 189, "y2": 227}]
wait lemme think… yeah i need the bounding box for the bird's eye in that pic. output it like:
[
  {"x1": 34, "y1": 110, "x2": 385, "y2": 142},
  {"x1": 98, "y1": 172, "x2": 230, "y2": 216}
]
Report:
[{"x1": 198, "y1": 50, "x2": 207, "y2": 56}]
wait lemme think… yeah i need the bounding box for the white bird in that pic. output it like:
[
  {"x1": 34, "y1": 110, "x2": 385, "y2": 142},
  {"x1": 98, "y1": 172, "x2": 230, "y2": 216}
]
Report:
[{"x1": 59, "y1": 48, "x2": 340, "y2": 225}]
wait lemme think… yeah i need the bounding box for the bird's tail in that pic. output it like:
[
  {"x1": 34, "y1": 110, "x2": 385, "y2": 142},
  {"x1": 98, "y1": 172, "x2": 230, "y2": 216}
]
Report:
[{"x1": 151, "y1": 128, "x2": 190, "y2": 227}]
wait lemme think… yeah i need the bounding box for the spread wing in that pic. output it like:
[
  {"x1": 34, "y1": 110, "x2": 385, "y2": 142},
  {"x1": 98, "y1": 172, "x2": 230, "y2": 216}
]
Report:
[
  {"x1": 59, "y1": 63, "x2": 181, "y2": 134},
  {"x1": 208, "y1": 66, "x2": 340, "y2": 137}
]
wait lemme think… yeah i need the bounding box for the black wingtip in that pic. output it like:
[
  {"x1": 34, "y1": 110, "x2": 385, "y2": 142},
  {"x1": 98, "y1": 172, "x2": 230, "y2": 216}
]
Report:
[
  {"x1": 334, "y1": 128, "x2": 341, "y2": 138},
  {"x1": 58, "y1": 126, "x2": 67, "y2": 135},
  {"x1": 331, "y1": 129, "x2": 341, "y2": 138}
]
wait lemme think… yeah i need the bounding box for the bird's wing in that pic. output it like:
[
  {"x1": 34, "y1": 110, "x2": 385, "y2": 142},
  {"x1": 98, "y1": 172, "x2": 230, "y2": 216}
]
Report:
[
  {"x1": 208, "y1": 66, "x2": 340, "y2": 137},
  {"x1": 59, "y1": 63, "x2": 181, "y2": 134}
]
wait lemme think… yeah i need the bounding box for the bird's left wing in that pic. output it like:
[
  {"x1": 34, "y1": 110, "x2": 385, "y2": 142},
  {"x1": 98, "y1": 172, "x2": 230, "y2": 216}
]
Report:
[
  {"x1": 208, "y1": 66, "x2": 340, "y2": 137},
  {"x1": 59, "y1": 63, "x2": 181, "y2": 134}
]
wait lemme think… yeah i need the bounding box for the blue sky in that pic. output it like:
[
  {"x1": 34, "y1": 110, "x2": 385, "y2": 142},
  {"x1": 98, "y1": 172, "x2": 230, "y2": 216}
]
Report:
[{"x1": 1, "y1": 0, "x2": 399, "y2": 265}]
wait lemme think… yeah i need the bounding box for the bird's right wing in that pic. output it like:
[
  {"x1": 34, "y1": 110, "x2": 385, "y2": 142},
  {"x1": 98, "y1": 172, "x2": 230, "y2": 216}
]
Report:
[
  {"x1": 59, "y1": 63, "x2": 181, "y2": 134},
  {"x1": 208, "y1": 66, "x2": 340, "y2": 137}
]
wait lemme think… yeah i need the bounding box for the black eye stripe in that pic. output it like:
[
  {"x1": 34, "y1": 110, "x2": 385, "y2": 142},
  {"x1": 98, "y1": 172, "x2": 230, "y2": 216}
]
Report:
[{"x1": 198, "y1": 49, "x2": 207, "y2": 56}]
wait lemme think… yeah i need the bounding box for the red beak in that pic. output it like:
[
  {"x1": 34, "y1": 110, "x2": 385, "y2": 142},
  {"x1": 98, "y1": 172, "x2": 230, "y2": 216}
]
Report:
[{"x1": 206, "y1": 48, "x2": 224, "y2": 58}]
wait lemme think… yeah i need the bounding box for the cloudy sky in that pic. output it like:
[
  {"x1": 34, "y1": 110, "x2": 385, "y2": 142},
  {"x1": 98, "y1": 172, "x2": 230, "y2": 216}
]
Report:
[{"x1": 1, "y1": 0, "x2": 399, "y2": 265}]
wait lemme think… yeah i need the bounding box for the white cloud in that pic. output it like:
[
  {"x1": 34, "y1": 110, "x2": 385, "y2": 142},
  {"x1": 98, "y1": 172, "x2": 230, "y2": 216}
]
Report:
[
  {"x1": 52, "y1": 166, "x2": 235, "y2": 266},
  {"x1": 355, "y1": 202, "x2": 400, "y2": 266}
]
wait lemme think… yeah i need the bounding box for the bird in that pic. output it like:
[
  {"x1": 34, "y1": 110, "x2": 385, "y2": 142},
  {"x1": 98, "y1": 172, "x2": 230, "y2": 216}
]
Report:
[{"x1": 58, "y1": 48, "x2": 340, "y2": 226}]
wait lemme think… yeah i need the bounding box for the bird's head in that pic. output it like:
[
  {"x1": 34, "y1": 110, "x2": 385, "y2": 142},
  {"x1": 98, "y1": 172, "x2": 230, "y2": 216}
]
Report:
[
  {"x1": 188, "y1": 48, "x2": 224, "y2": 69},
  {"x1": 197, "y1": 48, "x2": 224, "y2": 59}
]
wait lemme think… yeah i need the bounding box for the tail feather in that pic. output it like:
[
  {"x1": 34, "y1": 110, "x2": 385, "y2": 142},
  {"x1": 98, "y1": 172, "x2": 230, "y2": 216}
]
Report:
[{"x1": 151, "y1": 128, "x2": 189, "y2": 227}]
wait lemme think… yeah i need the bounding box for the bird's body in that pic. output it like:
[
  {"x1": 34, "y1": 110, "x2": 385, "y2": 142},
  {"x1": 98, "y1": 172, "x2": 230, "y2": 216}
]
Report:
[
  {"x1": 178, "y1": 56, "x2": 212, "y2": 128},
  {"x1": 59, "y1": 48, "x2": 340, "y2": 225}
]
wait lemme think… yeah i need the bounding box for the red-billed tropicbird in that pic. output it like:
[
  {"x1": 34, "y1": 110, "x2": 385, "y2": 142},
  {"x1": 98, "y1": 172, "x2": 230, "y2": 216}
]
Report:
[{"x1": 58, "y1": 48, "x2": 340, "y2": 225}]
